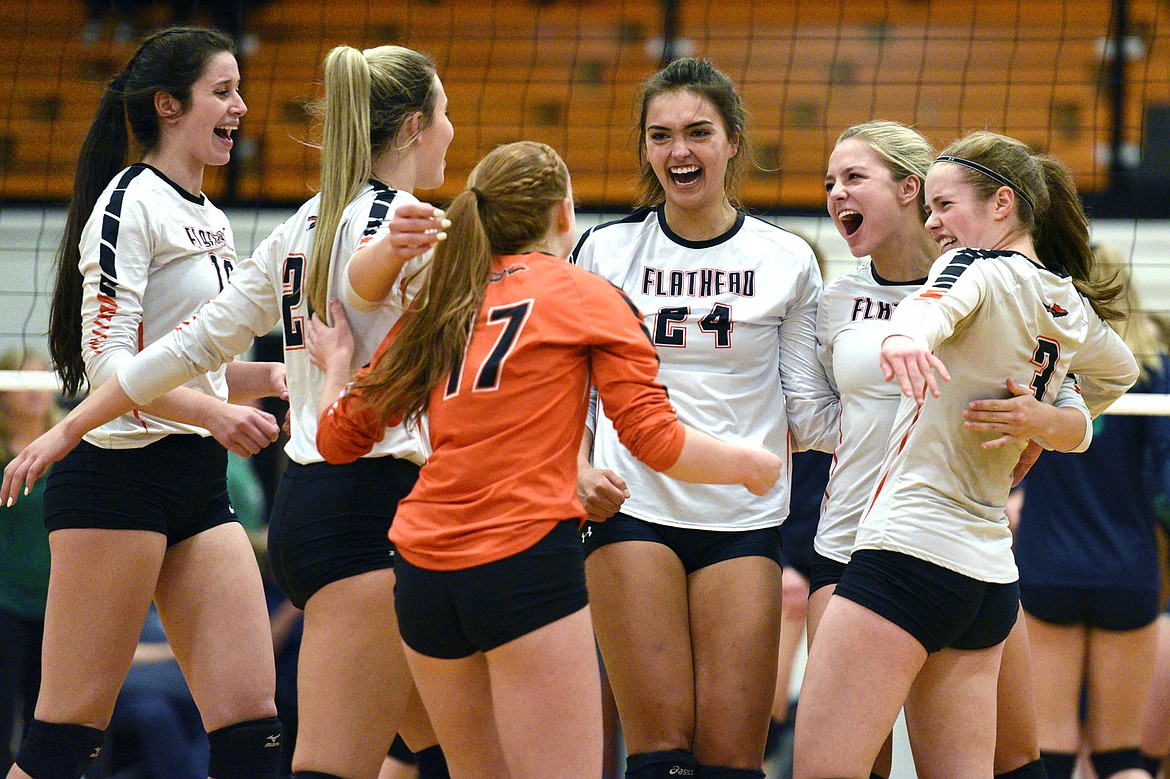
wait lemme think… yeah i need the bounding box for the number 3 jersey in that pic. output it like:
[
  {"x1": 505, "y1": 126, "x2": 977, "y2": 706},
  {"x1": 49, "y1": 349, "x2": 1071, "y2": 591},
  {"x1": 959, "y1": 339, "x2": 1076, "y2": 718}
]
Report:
[
  {"x1": 572, "y1": 206, "x2": 838, "y2": 531},
  {"x1": 857, "y1": 248, "x2": 1138, "y2": 583},
  {"x1": 79, "y1": 163, "x2": 236, "y2": 447},
  {"x1": 116, "y1": 181, "x2": 430, "y2": 465}
]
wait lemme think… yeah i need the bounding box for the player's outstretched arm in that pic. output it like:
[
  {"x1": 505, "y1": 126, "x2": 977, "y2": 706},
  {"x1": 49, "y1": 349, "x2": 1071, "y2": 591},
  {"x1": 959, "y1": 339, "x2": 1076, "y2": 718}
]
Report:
[
  {"x1": 664, "y1": 427, "x2": 782, "y2": 496},
  {"x1": 346, "y1": 203, "x2": 449, "y2": 307},
  {"x1": 2, "y1": 374, "x2": 281, "y2": 506},
  {"x1": 880, "y1": 334, "x2": 950, "y2": 405},
  {"x1": 1, "y1": 376, "x2": 136, "y2": 505}
]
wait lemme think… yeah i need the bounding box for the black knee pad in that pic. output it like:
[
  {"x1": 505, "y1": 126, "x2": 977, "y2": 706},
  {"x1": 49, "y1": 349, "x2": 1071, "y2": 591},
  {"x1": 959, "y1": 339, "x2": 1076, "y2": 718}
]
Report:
[
  {"x1": 696, "y1": 767, "x2": 765, "y2": 778},
  {"x1": 15, "y1": 718, "x2": 105, "y2": 779},
  {"x1": 626, "y1": 749, "x2": 698, "y2": 779},
  {"x1": 995, "y1": 759, "x2": 1048, "y2": 779},
  {"x1": 1091, "y1": 747, "x2": 1146, "y2": 779},
  {"x1": 208, "y1": 716, "x2": 283, "y2": 779}
]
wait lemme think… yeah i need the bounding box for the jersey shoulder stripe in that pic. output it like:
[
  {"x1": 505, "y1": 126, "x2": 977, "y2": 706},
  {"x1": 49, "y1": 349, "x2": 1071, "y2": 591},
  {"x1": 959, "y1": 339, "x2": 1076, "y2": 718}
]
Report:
[
  {"x1": 920, "y1": 248, "x2": 993, "y2": 299},
  {"x1": 361, "y1": 181, "x2": 401, "y2": 237},
  {"x1": 96, "y1": 164, "x2": 150, "y2": 298}
]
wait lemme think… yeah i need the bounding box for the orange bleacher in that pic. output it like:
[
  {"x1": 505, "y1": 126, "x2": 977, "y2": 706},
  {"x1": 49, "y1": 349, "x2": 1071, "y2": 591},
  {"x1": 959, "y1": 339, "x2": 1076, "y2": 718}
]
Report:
[{"x1": 0, "y1": 0, "x2": 1163, "y2": 209}]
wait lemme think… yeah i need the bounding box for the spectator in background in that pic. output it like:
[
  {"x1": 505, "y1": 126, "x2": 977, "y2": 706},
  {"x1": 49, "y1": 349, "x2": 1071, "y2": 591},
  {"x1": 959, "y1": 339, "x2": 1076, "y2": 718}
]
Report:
[
  {"x1": 80, "y1": 0, "x2": 137, "y2": 45},
  {"x1": 1013, "y1": 247, "x2": 1170, "y2": 779},
  {"x1": 0, "y1": 351, "x2": 58, "y2": 773}
]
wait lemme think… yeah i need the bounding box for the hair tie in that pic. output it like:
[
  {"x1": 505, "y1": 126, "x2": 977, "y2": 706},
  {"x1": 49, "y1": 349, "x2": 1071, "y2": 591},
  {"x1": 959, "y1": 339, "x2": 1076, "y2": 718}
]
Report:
[
  {"x1": 935, "y1": 155, "x2": 1036, "y2": 213},
  {"x1": 469, "y1": 186, "x2": 484, "y2": 200}
]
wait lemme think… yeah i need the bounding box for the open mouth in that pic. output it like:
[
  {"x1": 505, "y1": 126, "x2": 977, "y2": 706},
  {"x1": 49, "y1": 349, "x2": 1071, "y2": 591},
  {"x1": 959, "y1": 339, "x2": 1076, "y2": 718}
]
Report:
[
  {"x1": 670, "y1": 165, "x2": 701, "y2": 186},
  {"x1": 838, "y1": 209, "x2": 863, "y2": 236},
  {"x1": 214, "y1": 126, "x2": 235, "y2": 141}
]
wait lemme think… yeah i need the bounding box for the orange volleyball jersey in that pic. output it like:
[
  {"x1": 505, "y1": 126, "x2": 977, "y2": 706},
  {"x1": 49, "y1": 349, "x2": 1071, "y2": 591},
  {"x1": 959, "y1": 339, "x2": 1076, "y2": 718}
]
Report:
[{"x1": 318, "y1": 252, "x2": 686, "y2": 570}]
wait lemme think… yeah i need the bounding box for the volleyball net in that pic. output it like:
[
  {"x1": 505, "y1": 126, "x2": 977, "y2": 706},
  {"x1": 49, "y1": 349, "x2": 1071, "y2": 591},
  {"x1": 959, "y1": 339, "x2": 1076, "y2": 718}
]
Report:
[{"x1": 0, "y1": 0, "x2": 1167, "y2": 414}]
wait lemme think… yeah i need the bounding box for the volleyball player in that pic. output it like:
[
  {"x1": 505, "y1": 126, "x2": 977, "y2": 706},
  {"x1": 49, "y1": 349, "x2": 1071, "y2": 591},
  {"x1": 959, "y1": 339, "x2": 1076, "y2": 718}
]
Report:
[
  {"x1": 794, "y1": 131, "x2": 1139, "y2": 779},
  {"x1": 2, "y1": 43, "x2": 453, "y2": 779},
  {"x1": 572, "y1": 57, "x2": 837, "y2": 779},
  {"x1": 817, "y1": 120, "x2": 1093, "y2": 779},
  {"x1": 313, "y1": 140, "x2": 783, "y2": 779},
  {"x1": 1012, "y1": 249, "x2": 1170, "y2": 779},
  {"x1": 3, "y1": 28, "x2": 287, "y2": 779}
]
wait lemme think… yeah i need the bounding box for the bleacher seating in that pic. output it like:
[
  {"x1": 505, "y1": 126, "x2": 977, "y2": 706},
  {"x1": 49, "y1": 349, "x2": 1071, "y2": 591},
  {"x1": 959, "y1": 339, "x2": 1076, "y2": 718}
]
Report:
[{"x1": 0, "y1": 0, "x2": 1163, "y2": 209}]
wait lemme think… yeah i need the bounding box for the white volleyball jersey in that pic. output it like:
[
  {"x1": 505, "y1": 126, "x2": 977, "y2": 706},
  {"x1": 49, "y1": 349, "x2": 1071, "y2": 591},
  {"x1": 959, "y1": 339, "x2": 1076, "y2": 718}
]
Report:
[
  {"x1": 118, "y1": 182, "x2": 430, "y2": 465},
  {"x1": 571, "y1": 206, "x2": 838, "y2": 530},
  {"x1": 814, "y1": 263, "x2": 924, "y2": 562},
  {"x1": 856, "y1": 248, "x2": 1138, "y2": 582},
  {"x1": 80, "y1": 164, "x2": 234, "y2": 448}
]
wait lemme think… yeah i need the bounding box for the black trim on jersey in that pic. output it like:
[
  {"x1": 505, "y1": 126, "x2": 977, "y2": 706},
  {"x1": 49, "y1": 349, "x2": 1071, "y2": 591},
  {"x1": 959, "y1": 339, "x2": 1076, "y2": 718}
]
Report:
[
  {"x1": 362, "y1": 180, "x2": 400, "y2": 238},
  {"x1": 97, "y1": 165, "x2": 150, "y2": 298},
  {"x1": 929, "y1": 248, "x2": 983, "y2": 292},
  {"x1": 137, "y1": 163, "x2": 205, "y2": 204},
  {"x1": 655, "y1": 204, "x2": 745, "y2": 249},
  {"x1": 569, "y1": 209, "x2": 652, "y2": 265},
  {"x1": 938, "y1": 248, "x2": 1071, "y2": 288},
  {"x1": 870, "y1": 263, "x2": 928, "y2": 287}
]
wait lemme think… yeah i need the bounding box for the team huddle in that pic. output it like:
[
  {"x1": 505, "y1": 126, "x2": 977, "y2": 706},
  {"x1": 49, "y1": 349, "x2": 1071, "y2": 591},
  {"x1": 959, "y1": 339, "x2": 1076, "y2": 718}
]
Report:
[{"x1": 0, "y1": 23, "x2": 1152, "y2": 779}]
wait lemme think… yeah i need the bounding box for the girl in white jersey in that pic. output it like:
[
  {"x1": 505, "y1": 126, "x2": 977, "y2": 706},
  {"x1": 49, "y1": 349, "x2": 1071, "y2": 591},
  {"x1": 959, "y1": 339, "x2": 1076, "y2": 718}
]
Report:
[
  {"x1": 816, "y1": 120, "x2": 1094, "y2": 779},
  {"x1": 3, "y1": 44, "x2": 455, "y2": 779},
  {"x1": 573, "y1": 57, "x2": 837, "y2": 779},
  {"x1": 794, "y1": 131, "x2": 1139, "y2": 779},
  {"x1": 5, "y1": 28, "x2": 287, "y2": 779}
]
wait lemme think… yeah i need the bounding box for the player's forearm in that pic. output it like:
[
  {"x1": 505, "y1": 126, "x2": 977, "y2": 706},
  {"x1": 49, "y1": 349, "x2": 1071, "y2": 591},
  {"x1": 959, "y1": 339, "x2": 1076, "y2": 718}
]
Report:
[
  {"x1": 345, "y1": 241, "x2": 410, "y2": 307},
  {"x1": 1031, "y1": 403, "x2": 1090, "y2": 453},
  {"x1": 225, "y1": 361, "x2": 284, "y2": 402}
]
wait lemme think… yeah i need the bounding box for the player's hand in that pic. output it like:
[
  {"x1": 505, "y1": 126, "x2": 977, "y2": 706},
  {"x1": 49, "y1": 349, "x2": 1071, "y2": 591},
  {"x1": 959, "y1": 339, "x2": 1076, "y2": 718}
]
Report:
[
  {"x1": 384, "y1": 203, "x2": 450, "y2": 261},
  {"x1": 880, "y1": 334, "x2": 950, "y2": 405},
  {"x1": 266, "y1": 362, "x2": 289, "y2": 401},
  {"x1": 206, "y1": 402, "x2": 280, "y2": 457},
  {"x1": 1011, "y1": 440, "x2": 1043, "y2": 487},
  {"x1": 965, "y1": 377, "x2": 1045, "y2": 450},
  {"x1": 307, "y1": 299, "x2": 354, "y2": 376},
  {"x1": 743, "y1": 447, "x2": 782, "y2": 496},
  {"x1": 577, "y1": 465, "x2": 629, "y2": 522},
  {"x1": 1, "y1": 425, "x2": 81, "y2": 507},
  {"x1": 781, "y1": 567, "x2": 810, "y2": 620}
]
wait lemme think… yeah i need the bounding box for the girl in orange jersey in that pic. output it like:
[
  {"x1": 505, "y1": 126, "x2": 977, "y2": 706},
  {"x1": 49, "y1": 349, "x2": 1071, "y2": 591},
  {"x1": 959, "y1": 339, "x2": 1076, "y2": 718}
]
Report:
[{"x1": 313, "y1": 140, "x2": 782, "y2": 779}]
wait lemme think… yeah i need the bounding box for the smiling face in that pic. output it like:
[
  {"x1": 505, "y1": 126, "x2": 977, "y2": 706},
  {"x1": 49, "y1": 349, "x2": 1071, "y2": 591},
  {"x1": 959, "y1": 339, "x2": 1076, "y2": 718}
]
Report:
[
  {"x1": 644, "y1": 89, "x2": 739, "y2": 216},
  {"x1": 165, "y1": 50, "x2": 246, "y2": 169},
  {"x1": 923, "y1": 162, "x2": 1004, "y2": 252},
  {"x1": 413, "y1": 75, "x2": 454, "y2": 190},
  {"x1": 825, "y1": 137, "x2": 925, "y2": 261}
]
